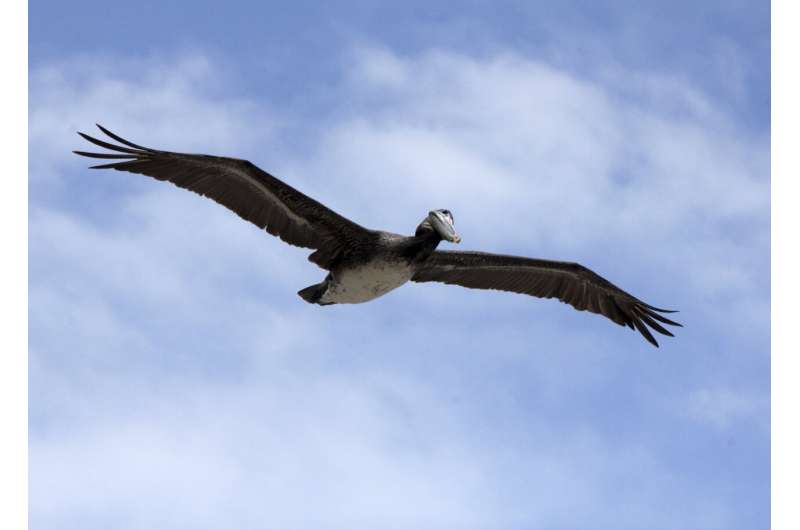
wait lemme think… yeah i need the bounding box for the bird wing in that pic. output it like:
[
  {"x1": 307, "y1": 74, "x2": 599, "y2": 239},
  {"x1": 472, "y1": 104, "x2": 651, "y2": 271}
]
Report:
[
  {"x1": 412, "y1": 250, "x2": 681, "y2": 346},
  {"x1": 74, "y1": 124, "x2": 372, "y2": 267}
]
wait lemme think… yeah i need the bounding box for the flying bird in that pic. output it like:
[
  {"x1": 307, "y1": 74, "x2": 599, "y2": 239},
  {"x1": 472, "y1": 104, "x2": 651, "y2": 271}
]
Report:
[{"x1": 74, "y1": 125, "x2": 681, "y2": 346}]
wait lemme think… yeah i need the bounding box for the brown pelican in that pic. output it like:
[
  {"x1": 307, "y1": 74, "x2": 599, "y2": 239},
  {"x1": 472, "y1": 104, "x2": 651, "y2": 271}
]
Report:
[{"x1": 74, "y1": 125, "x2": 681, "y2": 346}]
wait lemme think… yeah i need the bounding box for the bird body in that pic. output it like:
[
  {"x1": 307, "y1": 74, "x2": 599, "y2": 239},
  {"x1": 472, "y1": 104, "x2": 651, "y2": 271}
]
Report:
[
  {"x1": 317, "y1": 258, "x2": 415, "y2": 305},
  {"x1": 75, "y1": 125, "x2": 681, "y2": 346},
  {"x1": 301, "y1": 231, "x2": 441, "y2": 305}
]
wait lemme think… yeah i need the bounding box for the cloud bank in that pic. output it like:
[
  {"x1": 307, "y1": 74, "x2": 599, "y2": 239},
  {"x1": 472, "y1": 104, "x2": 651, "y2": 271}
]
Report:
[{"x1": 30, "y1": 47, "x2": 769, "y2": 530}]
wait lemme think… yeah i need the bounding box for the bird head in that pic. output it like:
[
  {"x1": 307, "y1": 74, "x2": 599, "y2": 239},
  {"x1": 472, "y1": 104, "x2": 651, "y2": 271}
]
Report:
[{"x1": 417, "y1": 209, "x2": 461, "y2": 243}]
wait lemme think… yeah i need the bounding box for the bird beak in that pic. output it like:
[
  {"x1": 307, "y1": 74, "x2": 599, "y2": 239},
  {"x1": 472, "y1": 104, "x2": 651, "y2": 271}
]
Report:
[
  {"x1": 429, "y1": 211, "x2": 461, "y2": 243},
  {"x1": 443, "y1": 220, "x2": 461, "y2": 244}
]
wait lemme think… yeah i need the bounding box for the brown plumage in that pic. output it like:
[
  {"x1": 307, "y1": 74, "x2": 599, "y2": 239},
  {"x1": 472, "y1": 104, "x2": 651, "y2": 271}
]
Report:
[
  {"x1": 412, "y1": 251, "x2": 681, "y2": 347},
  {"x1": 74, "y1": 124, "x2": 373, "y2": 269},
  {"x1": 75, "y1": 124, "x2": 681, "y2": 346}
]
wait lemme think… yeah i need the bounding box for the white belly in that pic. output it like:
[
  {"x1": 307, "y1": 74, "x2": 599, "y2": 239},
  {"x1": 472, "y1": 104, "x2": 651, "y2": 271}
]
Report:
[{"x1": 320, "y1": 260, "x2": 413, "y2": 304}]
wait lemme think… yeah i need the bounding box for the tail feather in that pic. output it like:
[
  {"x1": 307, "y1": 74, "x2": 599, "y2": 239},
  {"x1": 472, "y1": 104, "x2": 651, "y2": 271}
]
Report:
[{"x1": 298, "y1": 283, "x2": 326, "y2": 304}]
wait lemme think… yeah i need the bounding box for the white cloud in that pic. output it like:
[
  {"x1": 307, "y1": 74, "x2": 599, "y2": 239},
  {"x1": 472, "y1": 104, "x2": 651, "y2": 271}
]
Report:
[
  {"x1": 301, "y1": 49, "x2": 769, "y2": 319},
  {"x1": 30, "y1": 368, "x2": 494, "y2": 530},
  {"x1": 684, "y1": 387, "x2": 769, "y2": 431},
  {"x1": 29, "y1": 48, "x2": 768, "y2": 530},
  {"x1": 29, "y1": 52, "x2": 276, "y2": 189}
]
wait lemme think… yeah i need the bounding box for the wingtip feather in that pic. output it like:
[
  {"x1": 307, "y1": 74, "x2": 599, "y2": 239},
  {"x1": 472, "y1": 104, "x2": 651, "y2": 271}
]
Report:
[
  {"x1": 643, "y1": 303, "x2": 679, "y2": 313},
  {"x1": 631, "y1": 317, "x2": 660, "y2": 347},
  {"x1": 95, "y1": 123, "x2": 150, "y2": 151}
]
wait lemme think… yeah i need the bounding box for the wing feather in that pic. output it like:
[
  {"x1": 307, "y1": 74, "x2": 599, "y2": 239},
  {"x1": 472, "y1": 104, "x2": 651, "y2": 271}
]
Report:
[
  {"x1": 74, "y1": 125, "x2": 371, "y2": 264},
  {"x1": 412, "y1": 250, "x2": 681, "y2": 347}
]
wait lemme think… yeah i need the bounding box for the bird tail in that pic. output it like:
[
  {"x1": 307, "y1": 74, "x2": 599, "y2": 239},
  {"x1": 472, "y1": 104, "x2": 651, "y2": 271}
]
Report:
[{"x1": 297, "y1": 282, "x2": 328, "y2": 305}]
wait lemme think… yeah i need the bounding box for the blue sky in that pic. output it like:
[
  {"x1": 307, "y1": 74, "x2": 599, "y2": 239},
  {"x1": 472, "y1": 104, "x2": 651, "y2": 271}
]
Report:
[{"x1": 29, "y1": 2, "x2": 770, "y2": 529}]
